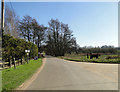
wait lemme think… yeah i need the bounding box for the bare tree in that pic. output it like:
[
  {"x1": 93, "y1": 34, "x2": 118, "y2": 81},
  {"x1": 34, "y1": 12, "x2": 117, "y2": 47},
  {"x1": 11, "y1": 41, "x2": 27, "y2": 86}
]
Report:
[
  {"x1": 19, "y1": 16, "x2": 46, "y2": 52},
  {"x1": 5, "y1": 6, "x2": 19, "y2": 38},
  {"x1": 31, "y1": 19, "x2": 38, "y2": 43},
  {"x1": 19, "y1": 15, "x2": 33, "y2": 41},
  {"x1": 0, "y1": 18, "x2": 1, "y2": 30},
  {"x1": 46, "y1": 19, "x2": 77, "y2": 56},
  {"x1": 36, "y1": 25, "x2": 46, "y2": 52}
]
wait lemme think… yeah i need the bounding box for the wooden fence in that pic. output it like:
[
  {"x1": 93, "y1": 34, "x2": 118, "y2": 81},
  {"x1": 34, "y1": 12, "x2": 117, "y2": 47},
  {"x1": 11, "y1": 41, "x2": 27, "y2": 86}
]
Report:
[{"x1": 0, "y1": 58, "x2": 27, "y2": 70}]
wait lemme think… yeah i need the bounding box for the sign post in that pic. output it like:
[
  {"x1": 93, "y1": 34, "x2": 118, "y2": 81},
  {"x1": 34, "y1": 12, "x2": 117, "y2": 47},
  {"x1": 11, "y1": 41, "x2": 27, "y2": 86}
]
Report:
[{"x1": 25, "y1": 50, "x2": 30, "y2": 64}]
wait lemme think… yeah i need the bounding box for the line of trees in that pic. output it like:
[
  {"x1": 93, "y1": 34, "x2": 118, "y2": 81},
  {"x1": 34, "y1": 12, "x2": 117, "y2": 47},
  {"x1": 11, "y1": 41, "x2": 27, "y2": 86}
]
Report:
[
  {"x1": 18, "y1": 16, "x2": 78, "y2": 56},
  {"x1": 18, "y1": 15, "x2": 47, "y2": 52},
  {"x1": 3, "y1": 6, "x2": 118, "y2": 58},
  {"x1": 18, "y1": 16, "x2": 118, "y2": 55},
  {"x1": 4, "y1": 6, "x2": 78, "y2": 57},
  {"x1": 3, "y1": 6, "x2": 38, "y2": 63},
  {"x1": 77, "y1": 45, "x2": 118, "y2": 54}
]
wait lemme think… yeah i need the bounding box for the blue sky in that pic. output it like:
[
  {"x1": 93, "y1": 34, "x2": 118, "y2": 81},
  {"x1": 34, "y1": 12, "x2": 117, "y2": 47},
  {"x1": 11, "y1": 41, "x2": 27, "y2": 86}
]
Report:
[{"x1": 5, "y1": 2, "x2": 118, "y2": 47}]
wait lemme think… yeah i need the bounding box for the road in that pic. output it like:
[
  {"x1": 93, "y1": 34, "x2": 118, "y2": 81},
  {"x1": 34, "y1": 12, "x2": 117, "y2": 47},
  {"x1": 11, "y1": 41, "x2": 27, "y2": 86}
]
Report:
[{"x1": 25, "y1": 56, "x2": 118, "y2": 90}]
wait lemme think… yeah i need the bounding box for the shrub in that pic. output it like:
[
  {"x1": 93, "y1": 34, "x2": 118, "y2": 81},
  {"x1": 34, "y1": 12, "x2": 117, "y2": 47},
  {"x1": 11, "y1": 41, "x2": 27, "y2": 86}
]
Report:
[{"x1": 2, "y1": 34, "x2": 38, "y2": 62}]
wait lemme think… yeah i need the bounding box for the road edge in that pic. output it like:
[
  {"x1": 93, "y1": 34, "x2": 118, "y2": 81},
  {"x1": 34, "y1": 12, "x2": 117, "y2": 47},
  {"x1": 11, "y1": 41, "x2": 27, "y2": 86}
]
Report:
[{"x1": 16, "y1": 58, "x2": 46, "y2": 90}]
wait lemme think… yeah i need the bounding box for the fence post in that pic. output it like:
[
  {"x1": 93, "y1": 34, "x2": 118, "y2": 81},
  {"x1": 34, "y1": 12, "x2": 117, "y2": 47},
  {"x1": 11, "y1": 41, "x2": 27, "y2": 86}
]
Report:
[
  {"x1": 2, "y1": 59, "x2": 4, "y2": 68},
  {"x1": 18, "y1": 60, "x2": 19, "y2": 65},
  {"x1": 23, "y1": 58, "x2": 24, "y2": 64},
  {"x1": 14, "y1": 58, "x2": 16, "y2": 69},
  {"x1": 20, "y1": 58, "x2": 22, "y2": 65},
  {"x1": 27, "y1": 55, "x2": 29, "y2": 64},
  {"x1": 9, "y1": 58, "x2": 12, "y2": 68}
]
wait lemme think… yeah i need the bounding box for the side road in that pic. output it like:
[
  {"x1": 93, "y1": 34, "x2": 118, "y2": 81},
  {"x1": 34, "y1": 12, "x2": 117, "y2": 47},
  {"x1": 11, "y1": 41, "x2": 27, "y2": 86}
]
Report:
[{"x1": 23, "y1": 56, "x2": 118, "y2": 90}]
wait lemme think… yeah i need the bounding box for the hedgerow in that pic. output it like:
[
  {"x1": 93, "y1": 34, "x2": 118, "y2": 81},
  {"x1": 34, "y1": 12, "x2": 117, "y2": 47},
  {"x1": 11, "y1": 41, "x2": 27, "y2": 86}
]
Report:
[{"x1": 2, "y1": 34, "x2": 38, "y2": 62}]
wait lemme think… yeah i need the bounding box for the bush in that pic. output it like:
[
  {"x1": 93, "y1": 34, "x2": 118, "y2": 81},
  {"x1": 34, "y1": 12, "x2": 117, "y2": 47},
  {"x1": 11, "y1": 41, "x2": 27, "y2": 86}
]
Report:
[{"x1": 2, "y1": 34, "x2": 38, "y2": 62}]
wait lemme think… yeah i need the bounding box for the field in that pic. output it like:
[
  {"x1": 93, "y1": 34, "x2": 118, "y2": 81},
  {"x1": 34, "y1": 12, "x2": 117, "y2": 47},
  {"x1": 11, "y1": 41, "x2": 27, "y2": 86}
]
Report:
[
  {"x1": 2, "y1": 58, "x2": 42, "y2": 91},
  {"x1": 59, "y1": 54, "x2": 120, "y2": 64}
]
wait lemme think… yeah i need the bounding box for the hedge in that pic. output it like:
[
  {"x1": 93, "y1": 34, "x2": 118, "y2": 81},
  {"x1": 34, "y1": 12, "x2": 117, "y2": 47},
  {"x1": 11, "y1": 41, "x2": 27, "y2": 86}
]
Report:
[{"x1": 2, "y1": 34, "x2": 38, "y2": 62}]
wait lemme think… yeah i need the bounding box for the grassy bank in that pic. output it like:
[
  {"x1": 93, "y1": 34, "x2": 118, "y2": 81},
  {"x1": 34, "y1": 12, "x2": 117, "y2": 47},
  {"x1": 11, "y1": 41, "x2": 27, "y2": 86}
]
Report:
[
  {"x1": 2, "y1": 58, "x2": 42, "y2": 91},
  {"x1": 59, "y1": 54, "x2": 120, "y2": 64}
]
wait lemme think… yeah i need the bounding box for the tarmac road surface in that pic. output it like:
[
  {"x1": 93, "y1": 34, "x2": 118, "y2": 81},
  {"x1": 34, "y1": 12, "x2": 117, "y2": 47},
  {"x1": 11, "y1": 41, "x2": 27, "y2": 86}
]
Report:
[{"x1": 25, "y1": 56, "x2": 118, "y2": 90}]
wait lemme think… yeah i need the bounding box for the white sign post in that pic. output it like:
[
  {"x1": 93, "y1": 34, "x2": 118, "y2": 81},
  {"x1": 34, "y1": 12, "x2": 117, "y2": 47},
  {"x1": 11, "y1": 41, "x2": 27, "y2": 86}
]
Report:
[{"x1": 25, "y1": 50, "x2": 30, "y2": 64}]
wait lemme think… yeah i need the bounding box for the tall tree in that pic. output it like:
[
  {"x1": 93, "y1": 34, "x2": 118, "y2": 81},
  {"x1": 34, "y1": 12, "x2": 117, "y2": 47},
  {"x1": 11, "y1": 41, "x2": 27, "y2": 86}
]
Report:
[
  {"x1": 35, "y1": 25, "x2": 46, "y2": 52},
  {"x1": 31, "y1": 19, "x2": 38, "y2": 43},
  {"x1": 46, "y1": 19, "x2": 77, "y2": 56},
  {"x1": 31, "y1": 19, "x2": 46, "y2": 52},
  {"x1": 19, "y1": 15, "x2": 33, "y2": 41},
  {"x1": 19, "y1": 16, "x2": 46, "y2": 52},
  {"x1": 5, "y1": 6, "x2": 19, "y2": 38}
]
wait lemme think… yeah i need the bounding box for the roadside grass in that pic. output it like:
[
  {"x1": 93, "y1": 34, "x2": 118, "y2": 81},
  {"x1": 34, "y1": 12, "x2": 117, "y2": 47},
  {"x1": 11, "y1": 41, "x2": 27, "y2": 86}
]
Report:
[
  {"x1": 2, "y1": 58, "x2": 42, "y2": 91},
  {"x1": 0, "y1": 71, "x2": 2, "y2": 91},
  {"x1": 59, "y1": 54, "x2": 120, "y2": 64}
]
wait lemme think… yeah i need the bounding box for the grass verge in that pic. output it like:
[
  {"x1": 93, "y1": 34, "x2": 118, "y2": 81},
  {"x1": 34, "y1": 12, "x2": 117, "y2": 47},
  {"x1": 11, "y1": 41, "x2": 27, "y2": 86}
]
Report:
[
  {"x1": 0, "y1": 70, "x2": 2, "y2": 91},
  {"x1": 2, "y1": 58, "x2": 42, "y2": 91},
  {"x1": 63, "y1": 58, "x2": 120, "y2": 64},
  {"x1": 59, "y1": 55, "x2": 120, "y2": 64}
]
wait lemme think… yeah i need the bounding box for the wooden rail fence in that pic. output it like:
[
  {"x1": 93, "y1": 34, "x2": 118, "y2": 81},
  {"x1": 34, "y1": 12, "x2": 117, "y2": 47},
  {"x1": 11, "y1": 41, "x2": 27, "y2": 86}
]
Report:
[{"x1": 0, "y1": 58, "x2": 26, "y2": 70}]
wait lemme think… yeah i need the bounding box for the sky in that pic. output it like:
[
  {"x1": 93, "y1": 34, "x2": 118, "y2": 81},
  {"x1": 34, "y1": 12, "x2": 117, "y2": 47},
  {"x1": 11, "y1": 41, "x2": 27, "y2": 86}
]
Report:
[{"x1": 5, "y1": 2, "x2": 118, "y2": 47}]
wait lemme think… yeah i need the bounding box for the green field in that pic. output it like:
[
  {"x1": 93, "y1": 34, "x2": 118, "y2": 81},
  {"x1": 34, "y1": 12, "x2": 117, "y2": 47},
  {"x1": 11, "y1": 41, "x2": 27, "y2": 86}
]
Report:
[
  {"x1": 59, "y1": 54, "x2": 120, "y2": 63},
  {"x1": 2, "y1": 58, "x2": 42, "y2": 91}
]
